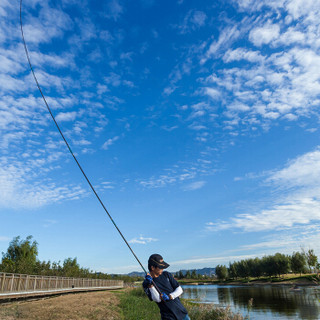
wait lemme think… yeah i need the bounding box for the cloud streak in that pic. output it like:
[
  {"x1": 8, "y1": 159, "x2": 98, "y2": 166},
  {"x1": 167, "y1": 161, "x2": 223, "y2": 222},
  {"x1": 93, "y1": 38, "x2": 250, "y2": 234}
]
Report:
[
  {"x1": 206, "y1": 147, "x2": 320, "y2": 232},
  {"x1": 129, "y1": 235, "x2": 158, "y2": 245}
]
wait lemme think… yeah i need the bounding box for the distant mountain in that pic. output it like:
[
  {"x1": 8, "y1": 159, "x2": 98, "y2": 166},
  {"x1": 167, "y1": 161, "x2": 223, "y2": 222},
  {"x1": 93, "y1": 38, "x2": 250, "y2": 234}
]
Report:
[
  {"x1": 177, "y1": 267, "x2": 216, "y2": 276},
  {"x1": 127, "y1": 267, "x2": 216, "y2": 277},
  {"x1": 127, "y1": 271, "x2": 145, "y2": 277}
]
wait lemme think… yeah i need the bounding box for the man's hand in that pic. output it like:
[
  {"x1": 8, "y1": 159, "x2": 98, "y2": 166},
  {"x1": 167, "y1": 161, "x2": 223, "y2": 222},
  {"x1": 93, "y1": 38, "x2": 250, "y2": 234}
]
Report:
[
  {"x1": 161, "y1": 292, "x2": 170, "y2": 302},
  {"x1": 145, "y1": 274, "x2": 153, "y2": 286}
]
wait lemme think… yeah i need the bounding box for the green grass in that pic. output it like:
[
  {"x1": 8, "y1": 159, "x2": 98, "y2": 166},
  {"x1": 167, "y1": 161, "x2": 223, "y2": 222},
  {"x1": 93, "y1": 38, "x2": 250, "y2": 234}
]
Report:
[
  {"x1": 117, "y1": 288, "x2": 160, "y2": 320},
  {"x1": 117, "y1": 288, "x2": 246, "y2": 320}
]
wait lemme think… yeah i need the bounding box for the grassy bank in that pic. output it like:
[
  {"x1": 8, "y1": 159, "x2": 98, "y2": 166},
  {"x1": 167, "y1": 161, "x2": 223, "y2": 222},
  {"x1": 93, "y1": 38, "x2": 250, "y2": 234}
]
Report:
[
  {"x1": 179, "y1": 273, "x2": 320, "y2": 286},
  {"x1": 117, "y1": 288, "x2": 246, "y2": 320}
]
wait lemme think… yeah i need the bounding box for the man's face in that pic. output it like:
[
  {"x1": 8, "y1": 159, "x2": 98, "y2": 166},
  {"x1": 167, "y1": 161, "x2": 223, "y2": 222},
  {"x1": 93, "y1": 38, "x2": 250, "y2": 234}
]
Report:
[{"x1": 151, "y1": 266, "x2": 163, "y2": 277}]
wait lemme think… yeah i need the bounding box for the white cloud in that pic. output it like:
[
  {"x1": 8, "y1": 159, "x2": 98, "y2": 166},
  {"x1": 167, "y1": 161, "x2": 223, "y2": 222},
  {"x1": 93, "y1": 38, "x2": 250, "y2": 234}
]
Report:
[
  {"x1": 0, "y1": 164, "x2": 87, "y2": 209},
  {"x1": 223, "y1": 48, "x2": 264, "y2": 63},
  {"x1": 22, "y1": 6, "x2": 73, "y2": 45},
  {"x1": 249, "y1": 22, "x2": 280, "y2": 46},
  {"x1": 204, "y1": 87, "x2": 221, "y2": 100},
  {"x1": 207, "y1": 147, "x2": 320, "y2": 232},
  {"x1": 129, "y1": 235, "x2": 158, "y2": 245},
  {"x1": 102, "y1": 136, "x2": 119, "y2": 150},
  {"x1": 183, "y1": 180, "x2": 206, "y2": 191},
  {"x1": 177, "y1": 10, "x2": 207, "y2": 34},
  {"x1": 55, "y1": 111, "x2": 77, "y2": 122},
  {"x1": 201, "y1": 26, "x2": 240, "y2": 63},
  {"x1": 286, "y1": 0, "x2": 320, "y2": 21},
  {"x1": 105, "y1": 0, "x2": 124, "y2": 21},
  {"x1": 267, "y1": 148, "x2": 320, "y2": 188}
]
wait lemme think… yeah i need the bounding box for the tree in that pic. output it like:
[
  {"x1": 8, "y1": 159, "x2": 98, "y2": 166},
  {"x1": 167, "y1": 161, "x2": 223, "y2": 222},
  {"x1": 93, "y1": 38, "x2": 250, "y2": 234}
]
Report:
[
  {"x1": 273, "y1": 253, "x2": 290, "y2": 277},
  {"x1": 228, "y1": 262, "x2": 238, "y2": 280},
  {"x1": 237, "y1": 260, "x2": 250, "y2": 278},
  {"x1": 305, "y1": 249, "x2": 318, "y2": 273},
  {"x1": 261, "y1": 256, "x2": 276, "y2": 277},
  {"x1": 63, "y1": 257, "x2": 81, "y2": 277},
  {"x1": 1, "y1": 236, "x2": 38, "y2": 274},
  {"x1": 291, "y1": 252, "x2": 307, "y2": 275},
  {"x1": 215, "y1": 265, "x2": 228, "y2": 281},
  {"x1": 191, "y1": 269, "x2": 197, "y2": 279}
]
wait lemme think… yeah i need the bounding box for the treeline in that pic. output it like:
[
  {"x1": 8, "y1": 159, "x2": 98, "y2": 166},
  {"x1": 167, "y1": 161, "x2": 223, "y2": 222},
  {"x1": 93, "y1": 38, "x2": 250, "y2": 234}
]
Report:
[
  {"x1": 215, "y1": 250, "x2": 319, "y2": 281},
  {"x1": 0, "y1": 236, "x2": 141, "y2": 282}
]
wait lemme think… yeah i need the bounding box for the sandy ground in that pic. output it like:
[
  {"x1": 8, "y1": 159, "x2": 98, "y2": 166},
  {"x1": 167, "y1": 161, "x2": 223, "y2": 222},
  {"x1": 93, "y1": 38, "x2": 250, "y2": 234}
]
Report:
[{"x1": 0, "y1": 291, "x2": 121, "y2": 320}]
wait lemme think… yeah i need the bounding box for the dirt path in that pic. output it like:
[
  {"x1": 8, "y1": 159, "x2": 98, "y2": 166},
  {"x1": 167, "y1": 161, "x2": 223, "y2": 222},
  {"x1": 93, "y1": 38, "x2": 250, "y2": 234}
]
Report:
[{"x1": 0, "y1": 291, "x2": 121, "y2": 320}]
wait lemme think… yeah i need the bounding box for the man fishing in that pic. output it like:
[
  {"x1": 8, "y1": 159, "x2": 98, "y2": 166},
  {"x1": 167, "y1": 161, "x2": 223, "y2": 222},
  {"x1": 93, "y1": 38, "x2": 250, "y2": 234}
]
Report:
[{"x1": 142, "y1": 254, "x2": 190, "y2": 320}]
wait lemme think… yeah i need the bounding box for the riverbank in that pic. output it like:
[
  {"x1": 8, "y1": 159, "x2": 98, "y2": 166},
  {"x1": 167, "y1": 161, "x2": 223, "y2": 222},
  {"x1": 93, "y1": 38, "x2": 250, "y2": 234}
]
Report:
[
  {"x1": 179, "y1": 274, "x2": 320, "y2": 287},
  {"x1": 0, "y1": 288, "x2": 246, "y2": 320}
]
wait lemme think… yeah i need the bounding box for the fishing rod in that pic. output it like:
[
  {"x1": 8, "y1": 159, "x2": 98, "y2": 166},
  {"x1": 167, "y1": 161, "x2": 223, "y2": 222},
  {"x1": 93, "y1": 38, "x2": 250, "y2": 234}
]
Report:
[{"x1": 19, "y1": 0, "x2": 163, "y2": 296}]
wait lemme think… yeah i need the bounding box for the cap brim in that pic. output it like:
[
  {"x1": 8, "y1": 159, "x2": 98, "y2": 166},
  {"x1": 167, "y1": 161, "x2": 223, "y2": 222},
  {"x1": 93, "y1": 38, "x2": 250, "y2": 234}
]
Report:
[{"x1": 158, "y1": 261, "x2": 170, "y2": 269}]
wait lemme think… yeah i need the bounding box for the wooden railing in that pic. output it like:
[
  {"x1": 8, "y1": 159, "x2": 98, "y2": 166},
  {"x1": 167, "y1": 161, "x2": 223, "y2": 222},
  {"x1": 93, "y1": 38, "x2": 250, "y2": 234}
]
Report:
[{"x1": 0, "y1": 272, "x2": 123, "y2": 295}]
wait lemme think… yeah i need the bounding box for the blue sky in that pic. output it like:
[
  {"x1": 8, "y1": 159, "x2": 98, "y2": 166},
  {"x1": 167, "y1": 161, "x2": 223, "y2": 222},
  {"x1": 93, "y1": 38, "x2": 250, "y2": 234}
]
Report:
[{"x1": 1, "y1": 0, "x2": 320, "y2": 274}]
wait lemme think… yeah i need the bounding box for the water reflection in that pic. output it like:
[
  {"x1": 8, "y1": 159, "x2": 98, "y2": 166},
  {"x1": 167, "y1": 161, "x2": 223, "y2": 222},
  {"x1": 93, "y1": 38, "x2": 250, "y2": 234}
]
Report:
[{"x1": 182, "y1": 285, "x2": 320, "y2": 320}]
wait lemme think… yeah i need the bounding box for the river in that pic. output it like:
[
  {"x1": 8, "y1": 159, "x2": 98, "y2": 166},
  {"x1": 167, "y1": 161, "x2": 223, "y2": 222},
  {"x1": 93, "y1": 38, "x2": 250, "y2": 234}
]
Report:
[{"x1": 181, "y1": 284, "x2": 320, "y2": 319}]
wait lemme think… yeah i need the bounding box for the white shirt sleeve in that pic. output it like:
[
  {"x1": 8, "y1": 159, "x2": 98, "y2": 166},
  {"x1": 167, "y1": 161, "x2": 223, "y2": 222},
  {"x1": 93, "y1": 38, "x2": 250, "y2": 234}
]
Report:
[
  {"x1": 149, "y1": 286, "x2": 161, "y2": 303},
  {"x1": 170, "y1": 286, "x2": 183, "y2": 299}
]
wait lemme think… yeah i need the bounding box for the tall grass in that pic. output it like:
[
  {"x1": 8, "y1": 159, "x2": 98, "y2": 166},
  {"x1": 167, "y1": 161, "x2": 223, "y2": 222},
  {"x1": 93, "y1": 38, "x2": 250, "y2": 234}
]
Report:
[{"x1": 117, "y1": 288, "x2": 246, "y2": 320}]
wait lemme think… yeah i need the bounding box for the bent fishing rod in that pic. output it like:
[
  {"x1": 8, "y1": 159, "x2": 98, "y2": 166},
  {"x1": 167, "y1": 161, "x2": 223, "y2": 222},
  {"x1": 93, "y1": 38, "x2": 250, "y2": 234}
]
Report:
[{"x1": 19, "y1": 0, "x2": 162, "y2": 295}]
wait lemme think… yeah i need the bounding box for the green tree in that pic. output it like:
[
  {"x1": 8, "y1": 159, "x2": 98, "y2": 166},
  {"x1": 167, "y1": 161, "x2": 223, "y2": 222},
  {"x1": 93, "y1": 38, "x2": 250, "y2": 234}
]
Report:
[
  {"x1": 237, "y1": 260, "x2": 250, "y2": 278},
  {"x1": 228, "y1": 262, "x2": 238, "y2": 280},
  {"x1": 215, "y1": 265, "x2": 228, "y2": 280},
  {"x1": 261, "y1": 256, "x2": 275, "y2": 277},
  {"x1": 62, "y1": 257, "x2": 81, "y2": 277},
  {"x1": 191, "y1": 269, "x2": 197, "y2": 279},
  {"x1": 305, "y1": 249, "x2": 318, "y2": 273},
  {"x1": 1, "y1": 236, "x2": 38, "y2": 274},
  {"x1": 291, "y1": 252, "x2": 307, "y2": 275},
  {"x1": 273, "y1": 253, "x2": 290, "y2": 277},
  {"x1": 251, "y1": 258, "x2": 263, "y2": 278}
]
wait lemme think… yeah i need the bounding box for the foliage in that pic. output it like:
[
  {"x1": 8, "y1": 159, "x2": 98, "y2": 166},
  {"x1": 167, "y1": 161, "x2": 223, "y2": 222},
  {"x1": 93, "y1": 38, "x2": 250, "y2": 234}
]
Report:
[
  {"x1": 225, "y1": 250, "x2": 313, "y2": 281},
  {"x1": 1, "y1": 236, "x2": 38, "y2": 274},
  {"x1": 215, "y1": 265, "x2": 228, "y2": 280},
  {"x1": 304, "y1": 249, "x2": 318, "y2": 272},
  {"x1": 0, "y1": 235, "x2": 142, "y2": 282},
  {"x1": 291, "y1": 252, "x2": 307, "y2": 275}
]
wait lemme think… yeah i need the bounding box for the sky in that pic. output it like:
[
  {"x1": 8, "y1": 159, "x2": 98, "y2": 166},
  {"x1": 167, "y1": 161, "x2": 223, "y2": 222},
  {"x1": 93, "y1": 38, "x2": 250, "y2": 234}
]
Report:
[{"x1": 1, "y1": 0, "x2": 320, "y2": 274}]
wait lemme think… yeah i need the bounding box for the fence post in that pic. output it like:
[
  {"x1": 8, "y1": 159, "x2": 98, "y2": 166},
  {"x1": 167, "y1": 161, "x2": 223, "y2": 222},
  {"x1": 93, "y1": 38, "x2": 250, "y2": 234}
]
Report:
[
  {"x1": 33, "y1": 276, "x2": 37, "y2": 291},
  {"x1": 1, "y1": 273, "x2": 6, "y2": 292},
  {"x1": 17, "y1": 274, "x2": 22, "y2": 291},
  {"x1": 25, "y1": 275, "x2": 29, "y2": 291},
  {"x1": 10, "y1": 274, "x2": 14, "y2": 292}
]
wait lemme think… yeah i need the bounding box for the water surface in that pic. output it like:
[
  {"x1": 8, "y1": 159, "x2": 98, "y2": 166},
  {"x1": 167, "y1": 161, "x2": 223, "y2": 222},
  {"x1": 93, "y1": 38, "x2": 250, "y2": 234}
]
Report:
[{"x1": 182, "y1": 284, "x2": 320, "y2": 319}]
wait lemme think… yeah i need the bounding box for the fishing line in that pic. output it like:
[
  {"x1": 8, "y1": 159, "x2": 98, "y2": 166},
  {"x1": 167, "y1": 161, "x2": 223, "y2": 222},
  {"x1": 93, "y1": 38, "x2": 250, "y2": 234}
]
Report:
[{"x1": 19, "y1": 0, "x2": 161, "y2": 293}]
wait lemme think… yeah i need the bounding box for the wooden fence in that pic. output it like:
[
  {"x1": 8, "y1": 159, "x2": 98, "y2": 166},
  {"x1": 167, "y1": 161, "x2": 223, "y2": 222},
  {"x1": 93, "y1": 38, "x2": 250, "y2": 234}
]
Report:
[{"x1": 0, "y1": 272, "x2": 123, "y2": 296}]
